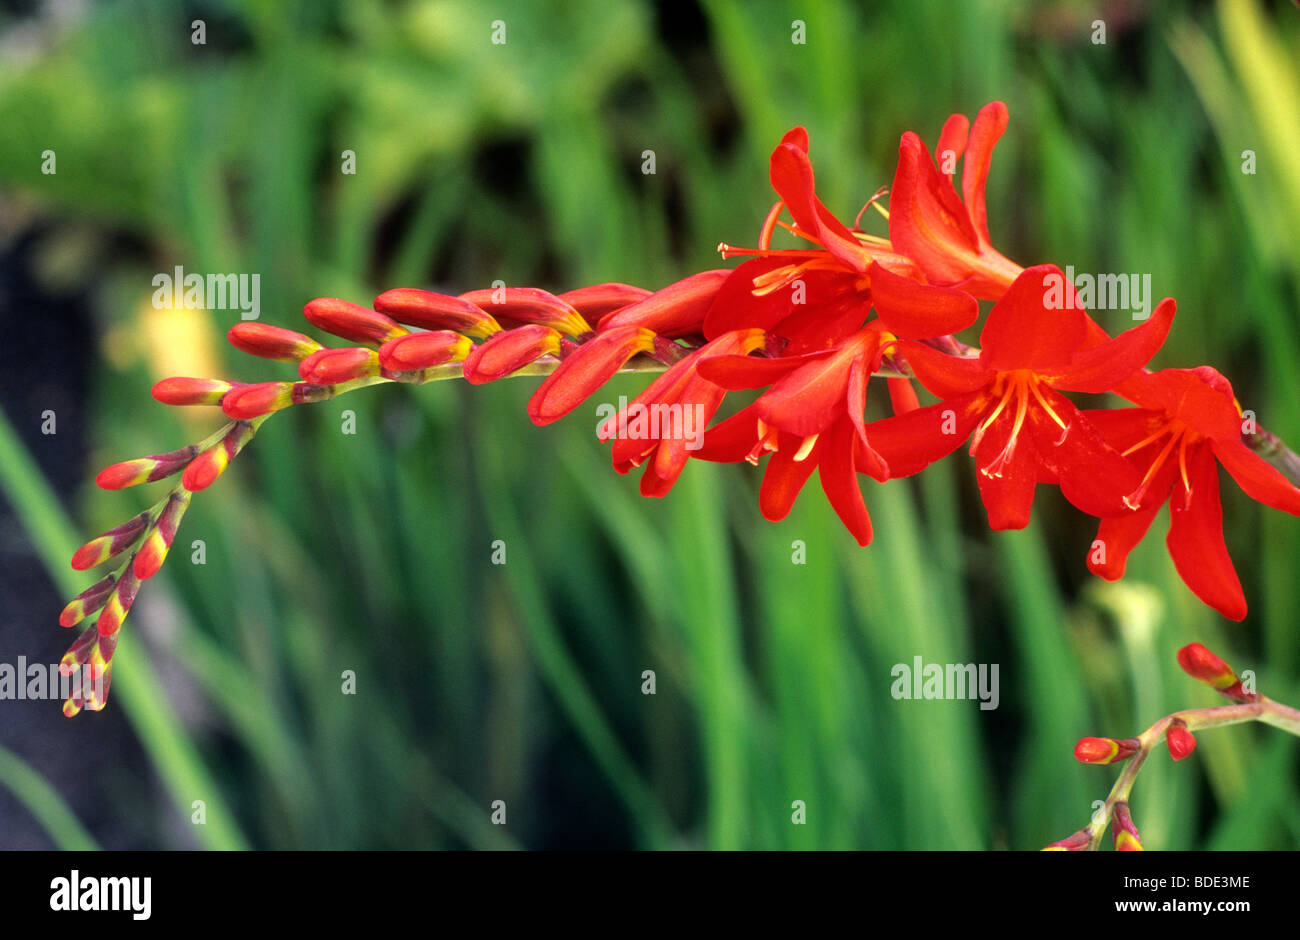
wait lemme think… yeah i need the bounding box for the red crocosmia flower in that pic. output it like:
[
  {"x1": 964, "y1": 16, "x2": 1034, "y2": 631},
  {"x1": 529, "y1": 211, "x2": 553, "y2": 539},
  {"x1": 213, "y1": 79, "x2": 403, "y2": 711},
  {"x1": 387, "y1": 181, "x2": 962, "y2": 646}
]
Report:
[
  {"x1": 704, "y1": 128, "x2": 920, "y2": 355},
  {"x1": 889, "y1": 101, "x2": 1023, "y2": 300},
  {"x1": 1083, "y1": 366, "x2": 1300, "y2": 621},
  {"x1": 598, "y1": 329, "x2": 766, "y2": 497},
  {"x1": 696, "y1": 327, "x2": 895, "y2": 545},
  {"x1": 862, "y1": 264, "x2": 1177, "y2": 530}
]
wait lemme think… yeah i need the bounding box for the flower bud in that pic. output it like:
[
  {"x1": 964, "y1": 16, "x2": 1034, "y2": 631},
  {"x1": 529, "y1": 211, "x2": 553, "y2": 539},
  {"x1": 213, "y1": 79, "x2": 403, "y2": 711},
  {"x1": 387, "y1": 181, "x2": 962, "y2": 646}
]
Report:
[
  {"x1": 71, "y1": 511, "x2": 150, "y2": 570},
  {"x1": 597, "y1": 270, "x2": 728, "y2": 337},
  {"x1": 458, "y1": 287, "x2": 591, "y2": 338},
  {"x1": 527, "y1": 326, "x2": 657, "y2": 425},
  {"x1": 1074, "y1": 736, "x2": 1139, "y2": 764},
  {"x1": 59, "y1": 575, "x2": 116, "y2": 628},
  {"x1": 227, "y1": 323, "x2": 322, "y2": 362},
  {"x1": 95, "y1": 445, "x2": 200, "y2": 490},
  {"x1": 373, "y1": 289, "x2": 501, "y2": 339},
  {"x1": 378, "y1": 330, "x2": 473, "y2": 373},
  {"x1": 1166, "y1": 721, "x2": 1197, "y2": 761},
  {"x1": 133, "y1": 490, "x2": 193, "y2": 580},
  {"x1": 1176, "y1": 643, "x2": 1256, "y2": 702},
  {"x1": 558, "y1": 282, "x2": 652, "y2": 319},
  {"x1": 183, "y1": 421, "x2": 256, "y2": 492},
  {"x1": 298, "y1": 347, "x2": 380, "y2": 384},
  {"x1": 1112, "y1": 802, "x2": 1143, "y2": 851},
  {"x1": 462, "y1": 325, "x2": 562, "y2": 384},
  {"x1": 303, "y1": 298, "x2": 408, "y2": 345},
  {"x1": 151, "y1": 377, "x2": 237, "y2": 406}
]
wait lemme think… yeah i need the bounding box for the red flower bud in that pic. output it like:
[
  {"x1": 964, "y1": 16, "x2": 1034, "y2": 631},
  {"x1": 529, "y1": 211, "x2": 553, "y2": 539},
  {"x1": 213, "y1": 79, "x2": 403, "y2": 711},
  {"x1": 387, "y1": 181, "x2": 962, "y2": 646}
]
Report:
[
  {"x1": 71, "y1": 511, "x2": 150, "y2": 570},
  {"x1": 557, "y1": 282, "x2": 652, "y2": 319},
  {"x1": 1166, "y1": 721, "x2": 1197, "y2": 761},
  {"x1": 1177, "y1": 643, "x2": 1237, "y2": 689},
  {"x1": 298, "y1": 347, "x2": 380, "y2": 384},
  {"x1": 597, "y1": 270, "x2": 728, "y2": 337},
  {"x1": 133, "y1": 490, "x2": 192, "y2": 580},
  {"x1": 95, "y1": 445, "x2": 200, "y2": 490},
  {"x1": 462, "y1": 325, "x2": 562, "y2": 384},
  {"x1": 527, "y1": 326, "x2": 657, "y2": 425},
  {"x1": 1074, "y1": 736, "x2": 1139, "y2": 764},
  {"x1": 1042, "y1": 828, "x2": 1093, "y2": 851},
  {"x1": 303, "y1": 298, "x2": 408, "y2": 346},
  {"x1": 221, "y1": 381, "x2": 295, "y2": 419},
  {"x1": 151, "y1": 377, "x2": 237, "y2": 406},
  {"x1": 59, "y1": 575, "x2": 116, "y2": 628},
  {"x1": 95, "y1": 566, "x2": 140, "y2": 637},
  {"x1": 373, "y1": 289, "x2": 501, "y2": 339},
  {"x1": 182, "y1": 421, "x2": 256, "y2": 492},
  {"x1": 378, "y1": 331, "x2": 472, "y2": 372},
  {"x1": 227, "y1": 323, "x2": 322, "y2": 362},
  {"x1": 458, "y1": 287, "x2": 591, "y2": 338},
  {"x1": 1112, "y1": 802, "x2": 1143, "y2": 851}
]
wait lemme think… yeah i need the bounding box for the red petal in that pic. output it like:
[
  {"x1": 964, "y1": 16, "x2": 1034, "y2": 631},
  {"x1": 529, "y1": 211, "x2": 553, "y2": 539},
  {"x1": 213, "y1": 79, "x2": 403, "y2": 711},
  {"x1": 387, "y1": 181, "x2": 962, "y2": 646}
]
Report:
[
  {"x1": 769, "y1": 143, "x2": 868, "y2": 271},
  {"x1": 1215, "y1": 440, "x2": 1300, "y2": 516},
  {"x1": 1051, "y1": 297, "x2": 1176, "y2": 393},
  {"x1": 1089, "y1": 506, "x2": 1162, "y2": 581},
  {"x1": 888, "y1": 132, "x2": 981, "y2": 285},
  {"x1": 898, "y1": 340, "x2": 990, "y2": 398},
  {"x1": 862, "y1": 392, "x2": 986, "y2": 479},
  {"x1": 1166, "y1": 443, "x2": 1247, "y2": 620},
  {"x1": 869, "y1": 261, "x2": 978, "y2": 340},
  {"x1": 759, "y1": 432, "x2": 821, "y2": 521},
  {"x1": 558, "y1": 282, "x2": 652, "y2": 319},
  {"x1": 702, "y1": 257, "x2": 808, "y2": 339},
  {"x1": 818, "y1": 419, "x2": 873, "y2": 545},
  {"x1": 887, "y1": 377, "x2": 920, "y2": 416},
  {"x1": 1022, "y1": 389, "x2": 1142, "y2": 518},
  {"x1": 935, "y1": 114, "x2": 969, "y2": 184},
  {"x1": 979, "y1": 265, "x2": 1086, "y2": 373},
  {"x1": 695, "y1": 352, "x2": 816, "y2": 390},
  {"x1": 961, "y1": 102, "x2": 1008, "y2": 247},
  {"x1": 693, "y1": 403, "x2": 763, "y2": 464},
  {"x1": 971, "y1": 406, "x2": 1038, "y2": 530}
]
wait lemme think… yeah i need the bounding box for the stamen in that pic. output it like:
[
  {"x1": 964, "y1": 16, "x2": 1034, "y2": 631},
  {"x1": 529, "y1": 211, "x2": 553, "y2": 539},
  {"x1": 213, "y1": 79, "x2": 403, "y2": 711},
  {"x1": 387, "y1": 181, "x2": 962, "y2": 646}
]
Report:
[
  {"x1": 1121, "y1": 420, "x2": 1177, "y2": 458},
  {"x1": 970, "y1": 375, "x2": 1015, "y2": 454},
  {"x1": 1122, "y1": 432, "x2": 1180, "y2": 510},
  {"x1": 852, "y1": 186, "x2": 891, "y2": 229},
  {"x1": 758, "y1": 200, "x2": 785, "y2": 251},
  {"x1": 793, "y1": 434, "x2": 819, "y2": 462},
  {"x1": 982, "y1": 377, "x2": 1029, "y2": 479},
  {"x1": 1177, "y1": 437, "x2": 1193, "y2": 509}
]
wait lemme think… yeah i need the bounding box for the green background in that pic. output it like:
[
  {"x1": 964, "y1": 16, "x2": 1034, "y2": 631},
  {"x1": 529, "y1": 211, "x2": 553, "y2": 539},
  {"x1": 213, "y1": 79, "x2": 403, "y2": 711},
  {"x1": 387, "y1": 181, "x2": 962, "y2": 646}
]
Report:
[{"x1": 1, "y1": 0, "x2": 1298, "y2": 850}]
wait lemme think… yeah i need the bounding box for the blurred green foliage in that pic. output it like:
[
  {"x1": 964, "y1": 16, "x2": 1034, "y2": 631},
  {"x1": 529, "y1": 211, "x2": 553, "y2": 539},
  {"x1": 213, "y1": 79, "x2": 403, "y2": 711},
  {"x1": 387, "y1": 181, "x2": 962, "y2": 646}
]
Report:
[{"x1": 1, "y1": 0, "x2": 1299, "y2": 849}]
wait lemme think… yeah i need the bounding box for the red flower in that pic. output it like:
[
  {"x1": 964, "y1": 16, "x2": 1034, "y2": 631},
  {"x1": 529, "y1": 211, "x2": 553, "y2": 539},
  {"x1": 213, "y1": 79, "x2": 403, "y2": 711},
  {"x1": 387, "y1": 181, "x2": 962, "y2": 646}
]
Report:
[
  {"x1": 704, "y1": 127, "x2": 922, "y2": 356},
  {"x1": 1084, "y1": 367, "x2": 1300, "y2": 620},
  {"x1": 862, "y1": 265, "x2": 1176, "y2": 529},
  {"x1": 889, "y1": 101, "x2": 1023, "y2": 299}
]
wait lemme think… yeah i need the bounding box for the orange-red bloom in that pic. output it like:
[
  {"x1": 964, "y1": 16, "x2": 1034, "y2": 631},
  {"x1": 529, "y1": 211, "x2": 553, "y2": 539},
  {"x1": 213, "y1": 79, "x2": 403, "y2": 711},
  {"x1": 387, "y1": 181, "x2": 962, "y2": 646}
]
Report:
[
  {"x1": 863, "y1": 265, "x2": 1175, "y2": 529},
  {"x1": 1085, "y1": 368, "x2": 1300, "y2": 620},
  {"x1": 889, "y1": 101, "x2": 1022, "y2": 299}
]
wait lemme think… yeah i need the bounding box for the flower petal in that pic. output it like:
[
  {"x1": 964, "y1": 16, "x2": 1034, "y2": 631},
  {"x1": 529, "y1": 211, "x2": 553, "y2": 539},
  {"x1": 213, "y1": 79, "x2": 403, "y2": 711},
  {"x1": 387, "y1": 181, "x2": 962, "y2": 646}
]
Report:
[
  {"x1": 979, "y1": 264, "x2": 1086, "y2": 373},
  {"x1": 759, "y1": 432, "x2": 821, "y2": 521},
  {"x1": 1051, "y1": 298, "x2": 1176, "y2": 394},
  {"x1": 818, "y1": 419, "x2": 873, "y2": 546},
  {"x1": 961, "y1": 102, "x2": 1009, "y2": 247},
  {"x1": 769, "y1": 141, "x2": 868, "y2": 271},
  {"x1": 888, "y1": 132, "x2": 982, "y2": 285},
  {"x1": 862, "y1": 392, "x2": 986, "y2": 479},
  {"x1": 1089, "y1": 506, "x2": 1162, "y2": 581},
  {"x1": 1022, "y1": 389, "x2": 1142, "y2": 518},
  {"x1": 1166, "y1": 443, "x2": 1247, "y2": 621},
  {"x1": 1215, "y1": 439, "x2": 1300, "y2": 516},
  {"x1": 898, "y1": 341, "x2": 990, "y2": 398},
  {"x1": 869, "y1": 261, "x2": 978, "y2": 340}
]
